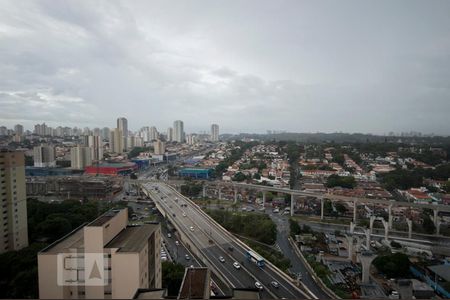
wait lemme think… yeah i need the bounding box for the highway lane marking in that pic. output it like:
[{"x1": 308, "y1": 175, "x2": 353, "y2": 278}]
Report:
[
  {"x1": 144, "y1": 185, "x2": 244, "y2": 289},
  {"x1": 156, "y1": 184, "x2": 300, "y2": 299},
  {"x1": 153, "y1": 186, "x2": 250, "y2": 288}
]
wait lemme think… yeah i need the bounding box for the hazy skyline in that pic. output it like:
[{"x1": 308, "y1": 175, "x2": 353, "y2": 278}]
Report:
[{"x1": 1, "y1": 1, "x2": 450, "y2": 135}]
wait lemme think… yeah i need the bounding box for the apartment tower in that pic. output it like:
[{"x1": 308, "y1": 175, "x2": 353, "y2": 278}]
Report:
[{"x1": 0, "y1": 150, "x2": 29, "y2": 253}]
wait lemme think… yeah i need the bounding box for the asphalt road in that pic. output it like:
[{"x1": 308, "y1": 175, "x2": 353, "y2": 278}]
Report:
[
  {"x1": 270, "y1": 213, "x2": 331, "y2": 299},
  {"x1": 143, "y1": 182, "x2": 312, "y2": 299}
]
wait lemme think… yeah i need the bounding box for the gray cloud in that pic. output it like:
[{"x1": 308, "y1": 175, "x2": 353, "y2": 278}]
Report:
[{"x1": 0, "y1": 0, "x2": 450, "y2": 135}]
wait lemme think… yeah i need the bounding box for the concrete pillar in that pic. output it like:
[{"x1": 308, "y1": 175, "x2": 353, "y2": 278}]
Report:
[
  {"x1": 381, "y1": 218, "x2": 389, "y2": 241},
  {"x1": 433, "y1": 209, "x2": 439, "y2": 228},
  {"x1": 218, "y1": 188, "x2": 222, "y2": 200},
  {"x1": 262, "y1": 191, "x2": 266, "y2": 207},
  {"x1": 346, "y1": 235, "x2": 354, "y2": 260},
  {"x1": 356, "y1": 236, "x2": 362, "y2": 254},
  {"x1": 364, "y1": 228, "x2": 371, "y2": 249},
  {"x1": 359, "y1": 251, "x2": 377, "y2": 284},
  {"x1": 353, "y1": 199, "x2": 358, "y2": 223},
  {"x1": 350, "y1": 222, "x2": 356, "y2": 235},
  {"x1": 234, "y1": 189, "x2": 238, "y2": 204},
  {"x1": 202, "y1": 185, "x2": 206, "y2": 198},
  {"x1": 406, "y1": 218, "x2": 413, "y2": 239},
  {"x1": 369, "y1": 216, "x2": 376, "y2": 234},
  {"x1": 320, "y1": 198, "x2": 324, "y2": 220},
  {"x1": 436, "y1": 220, "x2": 442, "y2": 235},
  {"x1": 388, "y1": 204, "x2": 393, "y2": 230},
  {"x1": 290, "y1": 194, "x2": 294, "y2": 216}
]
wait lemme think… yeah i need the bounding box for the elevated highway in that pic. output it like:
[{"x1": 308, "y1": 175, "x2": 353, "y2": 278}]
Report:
[{"x1": 140, "y1": 181, "x2": 315, "y2": 299}]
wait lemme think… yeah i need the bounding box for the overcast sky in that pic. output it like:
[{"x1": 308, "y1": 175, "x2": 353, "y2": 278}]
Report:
[{"x1": 1, "y1": 1, "x2": 450, "y2": 135}]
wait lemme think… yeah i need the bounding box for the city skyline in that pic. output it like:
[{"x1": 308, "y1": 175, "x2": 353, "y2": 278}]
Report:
[{"x1": 1, "y1": 1, "x2": 450, "y2": 135}]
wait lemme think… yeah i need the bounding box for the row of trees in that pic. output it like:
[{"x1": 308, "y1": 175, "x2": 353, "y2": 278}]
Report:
[
  {"x1": 379, "y1": 163, "x2": 450, "y2": 191},
  {"x1": 207, "y1": 210, "x2": 277, "y2": 245},
  {"x1": 325, "y1": 174, "x2": 356, "y2": 189},
  {"x1": 180, "y1": 180, "x2": 203, "y2": 197},
  {"x1": 0, "y1": 198, "x2": 124, "y2": 299}
]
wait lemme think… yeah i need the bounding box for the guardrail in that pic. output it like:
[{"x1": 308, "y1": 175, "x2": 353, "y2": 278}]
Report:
[
  {"x1": 164, "y1": 183, "x2": 316, "y2": 299},
  {"x1": 141, "y1": 185, "x2": 235, "y2": 290}
]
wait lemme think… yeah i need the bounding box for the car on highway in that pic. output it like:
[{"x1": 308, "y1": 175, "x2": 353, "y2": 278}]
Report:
[
  {"x1": 254, "y1": 281, "x2": 263, "y2": 290},
  {"x1": 185, "y1": 254, "x2": 190, "y2": 260},
  {"x1": 218, "y1": 256, "x2": 225, "y2": 263},
  {"x1": 233, "y1": 262, "x2": 241, "y2": 269},
  {"x1": 175, "y1": 241, "x2": 179, "y2": 246},
  {"x1": 270, "y1": 281, "x2": 280, "y2": 288},
  {"x1": 167, "y1": 233, "x2": 172, "y2": 238},
  {"x1": 189, "y1": 226, "x2": 194, "y2": 231}
]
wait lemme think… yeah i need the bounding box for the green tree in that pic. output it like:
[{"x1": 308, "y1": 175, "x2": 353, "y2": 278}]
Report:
[
  {"x1": 422, "y1": 214, "x2": 436, "y2": 234},
  {"x1": 326, "y1": 175, "x2": 356, "y2": 189},
  {"x1": 373, "y1": 253, "x2": 411, "y2": 278},
  {"x1": 289, "y1": 218, "x2": 301, "y2": 238},
  {"x1": 161, "y1": 261, "x2": 185, "y2": 296},
  {"x1": 232, "y1": 172, "x2": 248, "y2": 182}
]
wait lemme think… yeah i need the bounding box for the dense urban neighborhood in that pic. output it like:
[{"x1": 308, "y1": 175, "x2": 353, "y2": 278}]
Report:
[{"x1": 1, "y1": 122, "x2": 450, "y2": 299}]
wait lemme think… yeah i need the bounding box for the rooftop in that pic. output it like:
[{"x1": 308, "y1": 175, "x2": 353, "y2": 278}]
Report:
[
  {"x1": 428, "y1": 264, "x2": 450, "y2": 282},
  {"x1": 178, "y1": 268, "x2": 210, "y2": 299},
  {"x1": 106, "y1": 224, "x2": 159, "y2": 252},
  {"x1": 88, "y1": 209, "x2": 121, "y2": 226}
]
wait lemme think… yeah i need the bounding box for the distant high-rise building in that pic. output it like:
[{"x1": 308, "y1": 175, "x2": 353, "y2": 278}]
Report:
[
  {"x1": 34, "y1": 123, "x2": 47, "y2": 136},
  {"x1": 211, "y1": 124, "x2": 219, "y2": 142},
  {"x1": 70, "y1": 146, "x2": 92, "y2": 170},
  {"x1": 0, "y1": 126, "x2": 8, "y2": 136},
  {"x1": 140, "y1": 126, "x2": 150, "y2": 142},
  {"x1": 186, "y1": 134, "x2": 197, "y2": 145},
  {"x1": 150, "y1": 126, "x2": 158, "y2": 141},
  {"x1": 0, "y1": 150, "x2": 29, "y2": 253},
  {"x1": 167, "y1": 127, "x2": 173, "y2": 142},
  {"x1": 153, "y1": 140, "x2": 166, "y2": 155},
  {"x1": 117, "y1": 117, "x2": 128, "y2": 150},
  {"x1": 128, "y1": 135, "x2": 143, "y2": 149},
  {"x1": 38, "y1": 208, "x2": 162, "y2": 299},
  {"x1": 14, "y1": 124, "x2": 24, "y2": 136},
  {"x1": 93, "y1": 127, "x2": 101, "y2": 136},
  {"x1": 109, "y1": 128, "x2": 124, "y2": 154},
  {"x1": 33, "y1": 145, "x2": 56, "y2": 167},
  {"x1": 101, "y1": 127, "x2": 110, "y2": 140},
  {"x1": 82, "y1": 127, "x2": 91, "y2": 136},
  {"x1": 83, "y1": 135, "x2": 103, "y2": 161},
  {"x1": 173, "y1": 120, "x2": 184, "y2": 143}
]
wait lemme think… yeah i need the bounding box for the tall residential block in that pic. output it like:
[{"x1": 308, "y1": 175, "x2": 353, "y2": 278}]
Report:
[
  {"x1": 166, "y1": 127, "x2": 173, "y2": 142},
  {"x1": 14, "y1": 124, "x2": 24, "y2": 136},
  {"x1": 153, "y1": 140, "x2": 166, "y2": 155},
  {"x1": 38, "y1": 208, "x2": 161, "y2": 299},
  {"x1": 33, "y1": 145, "x2": 56, "y2": 167},
  {"x1": 150, "y1": 126, "x2": 158, "y2": 141},
  {"x1": 211, "y1": 124, "x2": 219, "y2": 142},
  {"x1": 0, "y1": 150, "x2": 29, "y2": 253},
  {"x1": 83, "y1": 135, "x2": 104, "y2": 161},
  {"x1": 173, "y1": 120, "x2": 184, "y2": 143},
  {"x1": 109, "y1": 128, "x2": 124, "y2": 154},
  {"x1": 70, "y1": 146, "x2": 93, "y2": 170},
  {"x1": 117, "y1": 117, "x2": 128, "y2": 150}
]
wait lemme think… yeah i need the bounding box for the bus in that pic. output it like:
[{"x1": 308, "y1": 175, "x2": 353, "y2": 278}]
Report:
[{"x1": 246, "y1": 250, "x2": 265, "y2": 268}]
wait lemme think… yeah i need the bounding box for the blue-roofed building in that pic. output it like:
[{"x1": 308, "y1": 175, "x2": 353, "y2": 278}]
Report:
[
  {"x1": 131, "y1": 158, "x2": 150, "y2": 170},
  {"x1": 178, "y1": 168, "x2": 214, "y2": 179}
]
